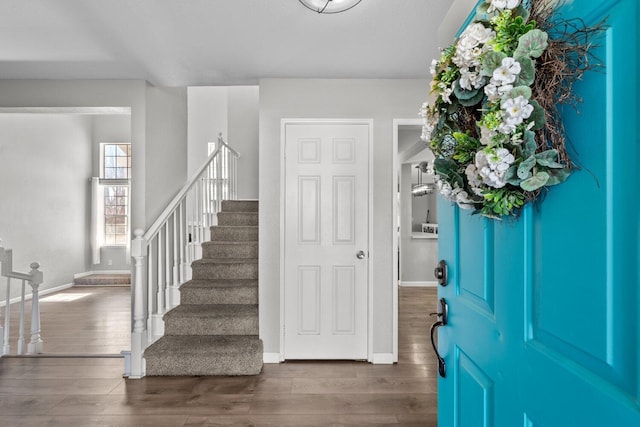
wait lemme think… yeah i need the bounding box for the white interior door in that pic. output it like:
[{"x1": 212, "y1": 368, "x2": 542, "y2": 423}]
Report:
[{"x1": 283, "y1": 121, "x2": 370, "y2": 359}]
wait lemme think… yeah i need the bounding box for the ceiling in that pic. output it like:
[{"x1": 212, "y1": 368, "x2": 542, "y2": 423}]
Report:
[{"x1": 0, "y1": 0, "x2": 452, "y2": 87}]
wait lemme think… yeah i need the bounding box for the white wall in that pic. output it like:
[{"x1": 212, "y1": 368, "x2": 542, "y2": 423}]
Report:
[
  {"x1": 0, "y1": 114, "x2": 92, "y2": 296},
  {"x1": 187, "y1": 86, "x2": 259, "y2": 199},
  {"x1": 145, "y1": 86, "x2": 188, "y2": 225},
  {"x1": 187, "y1": 87, "x2": 228, "y2": 177},
  {"x1": 228, "y1": 86, "x2": 259, "y2": 199},
  {"x1": 0, "y1": 80, "x2": 147, "y2": 232},
  {"x1": 258, "y1": 78, "x2": 429, "y2": 357}
]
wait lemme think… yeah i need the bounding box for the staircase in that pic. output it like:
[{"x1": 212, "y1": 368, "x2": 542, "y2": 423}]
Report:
[{"x1": 144, "y1": 200, "x2": 262, "y2": 376}]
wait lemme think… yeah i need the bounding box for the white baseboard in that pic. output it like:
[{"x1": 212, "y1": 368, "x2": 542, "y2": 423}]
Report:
[
  {"x1": 263, "y1": 352, "x2": 284, "y2": 364},
  {"x1": 0, "y1": 282, "x2": 74, "y2": 308},
  {"x1": 371, "y1": 353, "x2": 395, "y2": 364},
  {"x1": 400, "y1": 281, "x2": 437, "y2": 287},
  {"x1": 74, "y1": 270, "x2": 131, "y2": 278}
]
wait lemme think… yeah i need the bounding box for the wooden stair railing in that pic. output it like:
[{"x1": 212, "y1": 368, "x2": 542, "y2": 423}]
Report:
[{"x1": 0, "y1": 240, "x2": 44, "y2": 356}]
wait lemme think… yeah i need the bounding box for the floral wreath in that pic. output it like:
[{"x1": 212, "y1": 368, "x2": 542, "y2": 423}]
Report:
[{"x1": 421, "y1": 0, "x2": 603, "y2": 218}]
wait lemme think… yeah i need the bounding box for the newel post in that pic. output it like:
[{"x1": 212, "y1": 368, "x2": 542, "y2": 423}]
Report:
[
  {"x1": 130, "y1": 228, "x2": 147, "y2": 378},
  {"x1": 27, "y1": 262, "x2": 44, "y2": 354}
]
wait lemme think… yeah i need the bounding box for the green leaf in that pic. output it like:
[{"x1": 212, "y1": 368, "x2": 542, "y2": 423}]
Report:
[
  {"x1": 434, "y1": 158, "x2": 458, "y2": 176},
  {"x1": 481, "y1": 51, "x2": 507, "y2": 77},
  {"x1": 514, "y1": 29, "x2": 549, "y2": 58},
  {"x1": 522, "y1": 130, "x2": 536, "y2": 158},
  {"x1": 517, "y1": 155, "x2": 536, "y2": 179},
  {"x1": 520, "y1": 171, "x2": 550, "y2": 191},
  {"x1": 535, "y1": 149, "x2": 564, "y2": 168},
  {"x1": 453, "y1": 81, "x2": 479, "y2": 100},
  {"x1": 505, "y1": 164, "x2": 521, "y2": 185},
  {"x1": 528, "y1": 100, "x2": 546, "y2": 130},
  {"x1": 512, "y1": 5, "x2": 531, "y2": 22},
  {"x1": 546, "y1": 168, "x2": 571, "y2": 186},
  {"x1": 515, "y1": 56, "x2": 535, "y2": 86},
  {"x1": 458, "y1": 88, "x2": 485, "y2": 107},
  {"x1": 505, "y1": 85, "x2": 532, "y2": 100},
  {"x1": 474, "y1": 3, "x2": 493, "y2": 22}
]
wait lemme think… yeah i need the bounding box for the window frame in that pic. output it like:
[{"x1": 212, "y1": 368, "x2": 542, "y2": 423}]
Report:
[{"x1": 100, "y1": 142, "x2": 131, "y2": 247}]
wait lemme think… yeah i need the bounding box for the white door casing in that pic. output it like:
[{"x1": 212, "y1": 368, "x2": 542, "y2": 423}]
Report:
[{"x1": 282, "y1": 120, "x2": 371, "y2": 360}]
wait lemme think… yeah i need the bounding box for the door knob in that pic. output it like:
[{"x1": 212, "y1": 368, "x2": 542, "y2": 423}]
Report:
[
  {"x1": 434, "y1": 260, "x2": 448, "y2": 286},
  {"x1": 356, "y1": 250, "x2": 366, "y2": 259},
  {"x1": 429, "y1": 297, "x2": 448, "y2": 378}
]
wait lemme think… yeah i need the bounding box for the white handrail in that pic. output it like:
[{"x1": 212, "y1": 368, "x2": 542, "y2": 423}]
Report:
[
  {"x1": 144, "y1": 134, "x2": 240, "y2": 242},
  {"x1": 127, "y1": 134, "x2": 240, "y2": 378},
  {"x1": 0, "y1": 240, "x2": 44, "y2": 356}
]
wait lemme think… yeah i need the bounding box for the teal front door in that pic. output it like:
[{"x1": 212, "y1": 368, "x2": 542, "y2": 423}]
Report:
[{"x1": 436, "y1": 0, "x2": 640, "y2": 425}]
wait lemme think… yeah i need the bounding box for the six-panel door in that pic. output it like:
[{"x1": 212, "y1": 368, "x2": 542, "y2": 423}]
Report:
[{"x1": 283, "y1": 122, "x2": 369, "y2": 359}]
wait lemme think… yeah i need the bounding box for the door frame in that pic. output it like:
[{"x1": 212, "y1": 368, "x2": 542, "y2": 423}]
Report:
[
  {"x1": 392, "y1": 118, "x2": 425, "y2": 362},
  {"x1": 279, "y1": 118, "x2": 374, "y2": 361}
]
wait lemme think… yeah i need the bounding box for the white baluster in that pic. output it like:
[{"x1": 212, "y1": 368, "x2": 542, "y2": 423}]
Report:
[
  {"x1": 130, "y1": 229, "x2": 147, "y2": 378},
  {"x1": 0, "y1": 242, "x2": 10, "y2": 356},
  {"x1": 172, "y1": 212, "x2": 180, "y2": 289},
  {"x1": 3, "y1": 277, "x2": 10, "y2": 355},
  {"x1": 146, "y1": 243, "x2": 153, "y2": 340},
  {"x1": 164, "y1": 222, "x2": 174, "y2": 308},
  {"x1": 27, "y1": 262, "x2": 43, "y2": 354},
  {"x1": 17, "y1": 279, "x2": 26, "y2": 355},
  {"x1": 151, "y1": 234, "x2": 164, "y2": 342}
]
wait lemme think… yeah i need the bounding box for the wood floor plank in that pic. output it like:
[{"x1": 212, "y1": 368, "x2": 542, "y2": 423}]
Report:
[
  {"x1": 0, "y1": 285, "x2": 439, "y2": 425},
  {"x1": 184, "y1": 414, "x2": 400, "y2": 426},
  {"x1": 249, "y1": 393, "x2": 437, "y2": 415}
]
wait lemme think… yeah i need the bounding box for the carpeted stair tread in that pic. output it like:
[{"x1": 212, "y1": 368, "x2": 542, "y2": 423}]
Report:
[
  {"x1": 163, "y1": 304, "x2": 258, "y2": 335},
  {"x1": 191, "y1": 258, "x2": 258, "y2": 280},
  {"x1": 202, "y1": 241, "x2": 258, "y2": 259},
  {"x1": 180, "y1": 280, "x2": 258, "y2": 305},
  {"x1": 193, "y1": 258, "x2": 258, "y2": 265},
  {"x1": 221, "y1": 200, "x2": 258, "y2": 212},
  {"x1": 164, "y1": 304, "x2": 257, "y2": 319},
  {"x1": 144, "y1": 335, "x2": 263, "y2": 376},
  {"x1": 217, "y1": 212, "x2": 258, "y2": 226},
  {"x1": 181, "y1": 279, "x2": 258, "y2": 288},
  {"x1": 210, "y1": 226, "x2": 258, "y2": 242}
]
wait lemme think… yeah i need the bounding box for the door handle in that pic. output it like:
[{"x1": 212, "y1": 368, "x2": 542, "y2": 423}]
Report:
[
  {"x1": 356, "y1": 250, "x2": 366, "y2": 259},
  {"x1": 434, "y1": 260, "x2": 448, "y2": 286},
  {"x1": 429, "y1": 297, "x2": 448, "y2": 378}
]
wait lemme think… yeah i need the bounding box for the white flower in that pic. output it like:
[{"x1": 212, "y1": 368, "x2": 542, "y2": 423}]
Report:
[
  {"x1": 466, "y1": 23, "x2": 496, "y2": 44},
  {"x1": 419, "y1": 102, "x2": 439, "y2": 141},
  {"x1": 484, "y1": 83, "x2": 500, "y2": 101},
  {"x1": 441, "y1": 86, "x2": 453, "y2": 104},
  {"x1": 475, "y1": 148, "x2": 515, "y2": 188},
  {"x1": 498, "y1": 121, "x2": 517, "y2": 134},
  {"x1": 479, "y1": 125, "x2": 498, "y2": 146},
  {"x1": 438, "y1": 180, "x2": 454, "y2": 199},
  {"x1": 454, "y1": 189, "x2": 475, "y2": 209},
  {"x1": 457, "y1": 34, "x2": 479, "y2": 52},
  {"x1": 492, "y1": 57, "x2": 521, "y2": 84},
  {"x1": 486, "y1": 0, "x2": 521, "y2": 13},
  {"x1": 501, "y1": 95, "x2": 534, "y2": 125},
  {"x1": 429, "y1": 59, "x2": 438, "y2": 76},
  {"x1": 466, "y1": 163, "x2": 484, "y2": 188}
]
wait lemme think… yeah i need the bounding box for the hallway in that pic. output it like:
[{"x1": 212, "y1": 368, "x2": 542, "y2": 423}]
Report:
[{"x1": 0, "y1": 286, "x2": 437, "y2": 426}]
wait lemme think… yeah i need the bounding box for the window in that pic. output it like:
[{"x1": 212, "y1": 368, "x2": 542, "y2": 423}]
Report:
[
  {"x1": 101, "y1": 143, "x2": 131, "y2": 246},
  {"x1": 103, "y1": 143, "x2": 131, "y2": 179}
]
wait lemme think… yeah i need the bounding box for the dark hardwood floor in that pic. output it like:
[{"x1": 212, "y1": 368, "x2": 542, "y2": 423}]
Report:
[{"x1": 0, "y1": 286, "x2": 438, "y2": 426}]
